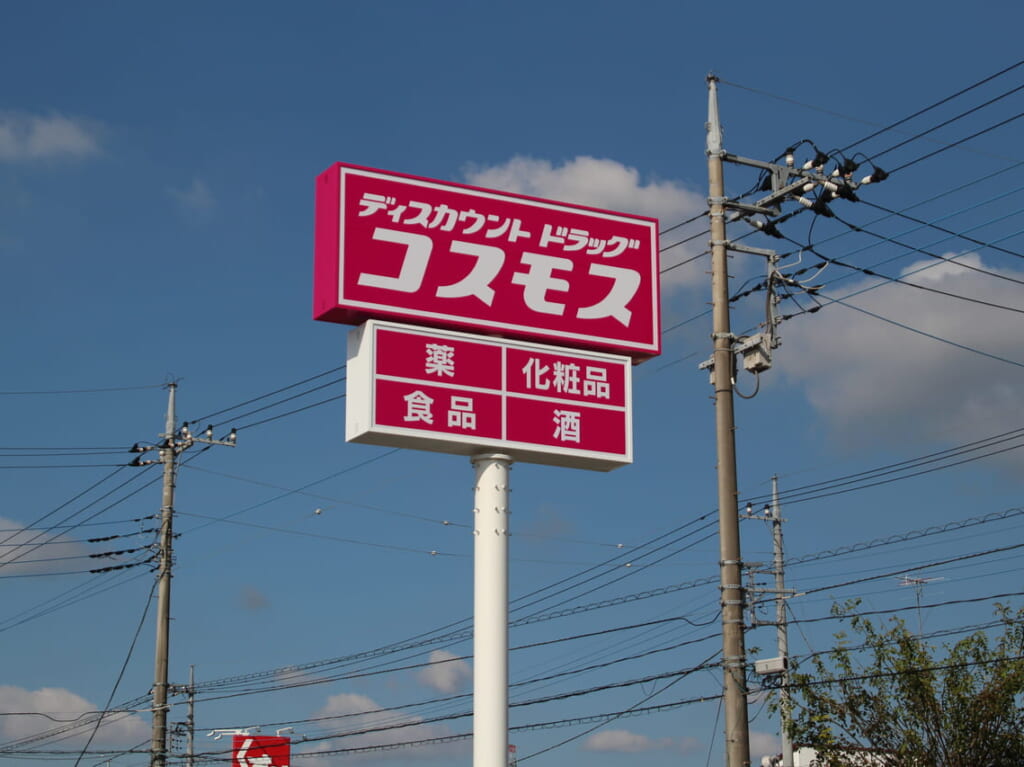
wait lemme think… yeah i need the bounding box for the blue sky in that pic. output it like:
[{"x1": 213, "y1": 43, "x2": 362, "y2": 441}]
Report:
[{"x1": 2, "y1": 3, "x2": 1024, "y2": 766}]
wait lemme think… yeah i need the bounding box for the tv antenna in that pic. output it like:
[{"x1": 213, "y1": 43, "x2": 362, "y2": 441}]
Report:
[{"x1": 898, "y1": 575, "x2": 944, "y2": 635}]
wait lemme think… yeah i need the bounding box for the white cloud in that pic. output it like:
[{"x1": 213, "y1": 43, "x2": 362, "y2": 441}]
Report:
[
  {"x1": 777, "y1": 253, "x2": 1024, "y2": 451},
  {"x1": 0, "y1": 685, "x2": 148, "y2": 747},
  {"x1": 749, "y1": 730, "x2": 782, "y2": 762},
  {"x1": 167, "y1": 177, "x2": 216, "y2": 216},
  {"x1": 582, "y1": 728, "x2": 696, "y2": 753},
  {"x1": 461, "y1": 156, "x2": 707, "y2": 288},
  {"x1": 416, "y1": 650, "x2": 471, "y2": 694},
  {"x1": 304, "y1": 691, "x2": 465, "y2": 761},
  {"x1": 0, "y1": 112, "x2": 100, "y2": 162},
  {"x1": 0, "y1": 517, "x2": 89, "y2": 575}
]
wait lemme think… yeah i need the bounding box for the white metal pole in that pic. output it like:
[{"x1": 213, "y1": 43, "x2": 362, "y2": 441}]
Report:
[{"x1": 472, "y1": 453, "x2": 512, "y2": 767}]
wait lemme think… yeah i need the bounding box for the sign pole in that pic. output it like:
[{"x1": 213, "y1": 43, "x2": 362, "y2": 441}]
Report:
[{"x1": 472, "y1": 453, "x2": 512, "y2": 767}]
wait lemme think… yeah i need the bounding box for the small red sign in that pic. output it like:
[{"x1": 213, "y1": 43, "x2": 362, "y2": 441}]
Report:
[
  {"x1": 232, "y1": 736, "x2": 290, "y2": 767},
  {"x1": 346, "y1": 320, "x2": 633, "y2": 471},
  {"x1": 314, "y1": 163, "x2": 661, "y2": 360}
]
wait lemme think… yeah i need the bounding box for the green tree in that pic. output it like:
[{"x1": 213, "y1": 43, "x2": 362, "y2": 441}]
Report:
[{"x1": 784, "y1": 602, "x2": 1024, "y2": 767}]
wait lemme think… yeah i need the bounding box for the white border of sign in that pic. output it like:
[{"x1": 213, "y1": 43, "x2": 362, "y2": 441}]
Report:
[{"x1": 346, "y1": 320, "x2": 634, "y2": 471}]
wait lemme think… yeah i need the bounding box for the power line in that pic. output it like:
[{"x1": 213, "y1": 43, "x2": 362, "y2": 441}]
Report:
[
  {"x1": 0, "y1": 467, "x2": 133, "y2": 547},
  {"x1": 859, "y1": 198, "x2": 1024, "y2": 261},
  {"x1": 739, "y1": 164, "x2": 1024, "y2": 306},
  {"x1": 841, "y1": 58, "x2": 1024, "y2": 153},
  {"x1": 174, "y1": 510, "x2": 462, "y2": 558},
  {"x1": 0, "y1": 569, "x2": 149, "y2": 633},
  {"x1": 785, "y1": 506, "x2": 1024, "y2": 569},
  {"x1": 798, "y1": 542, "x2": 1024, "y2": 598},
  {"x1": 178, "y1": 489, "x2": 1022, "y2": 704},
  {"x1": 826, "y1": 297, "x2": 1024, "y2": 369},
  {"x1": 0, "y1": 468, "x2": 160, "y2": 570},
  {"x1": 0, "y1": 384, "x2": 165, "y2": 396},
  {"x1": 166, "y1": 500, "x2": 1024, "y2": 705},
  {"x1": 779, "y1": 234, "x2": 1024, "y2": 315},
  {"x1": 864, "y1": 81, "x2": 1024, "y2": 165},
  {"x1": 208, "y1": 377, "x2": 345, "y2": 431},
  {"x1": 233, "y1": 393, "x2": 346, "y2": 432},
  {"x1": 184, "y1": 366, "x2": 346, "y2": 425},
  {"x1": 72, "y1": 579, "x2": 157, "y2": 767},
  {"x1": 186, "y1": 521, "x2": 723, "y2": 697},
  {"x1": 179, "y1": 460, "x2": 468, "y2": 529},
  {"x1": 890, "y1": 110, "x2": 1024, "y2": 174},
  {"x1": 747, "y1": 429, "x2": 1024, "y2": 507},
  {"x1": 190, "y1": 656, "x2": 721, "y2": 762},
  {"x1": 787, "y1": 591, "x2": 1024, "y2": 633}
]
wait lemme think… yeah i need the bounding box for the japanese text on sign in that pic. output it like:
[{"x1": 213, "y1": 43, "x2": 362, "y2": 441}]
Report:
[
  {"x1": 346, "y1": 320, "x2": 633, "y2": 471},
  {"x1": 314, "y1": 163, "x2": 661, "y2": 359},
  {"x1": 357, "y1": 192, "x2": 644, "y2": 257}
]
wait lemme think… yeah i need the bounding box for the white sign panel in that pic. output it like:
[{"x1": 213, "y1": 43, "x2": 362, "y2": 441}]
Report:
[{"x1": 346, "y1": 320, "x2": 633, "y2": 471}]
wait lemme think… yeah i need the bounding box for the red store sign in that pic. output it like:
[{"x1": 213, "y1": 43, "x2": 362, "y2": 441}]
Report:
[
  {"x1": 346, "y1": 320, "x2": 633, "y2": 471},
  {"x1": 314, "y1": 163, "x2": 661, "y2": 360},
  {"x1": 232, "y1": 736, "x2": 290, "y2": 767}
]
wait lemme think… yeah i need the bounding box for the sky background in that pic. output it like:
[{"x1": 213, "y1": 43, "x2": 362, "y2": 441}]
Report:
[{"x1": 2, "y1": 3, "x2": 1024, "y2": 767}]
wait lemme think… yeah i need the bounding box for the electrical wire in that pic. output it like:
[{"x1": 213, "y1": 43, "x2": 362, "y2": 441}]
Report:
[
  {"x1": 828, "y1": 213, "x2": 1024, "y2": 282},
  {"x1": 0, "y1": 384, "x2": 164, "y2": 396},
  {"x1": 174, "y1": 475, "x2": 1024, "y2": 704},
  {"x1": 840, "y1": 58, "x2": 1024, "y2": 153},
  {"x1": 825, "y1": 297, "x2": 1024, "y2": 369},
  {"x1": 179, "y1": 460, "x2": 469, "y2": 528},
  {"x1": 776, "y1": 234, "x2": 1024, "y2": 315},
  {"x1": 0, "y1": 468, "x2": 161, "y2": 571},
  {"x1": 743, "y1": 429, "x2": 1024, "y2": 509},
  {"x1": 0, "y1": 467, "x2": 132, "y2": 548},
  {"x1": 232, "y1": 393, "x2": 346, "y2": 432},
  {"x1": 859, "y1": 198, "x2": 1024, "y2": 261},
  {"x1": 889, "y1": 110, "x2": 1024, "y2": 175},
  {"x1": 864, "y1": 81, "x2": 1024, "y2": 165},
  {"x1": 71, "y1": 579, "x2": 157, "y2": 767},
  {"x1": 184, "y1": 366, "x2": 346, "y2": 425},
  {"x1": 184, "y1": 497, "x2": 1024, "y2": 704}
]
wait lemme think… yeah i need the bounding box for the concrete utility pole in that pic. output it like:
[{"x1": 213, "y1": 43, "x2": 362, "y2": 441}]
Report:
[
  {"x1": 769, "y1": 477, "x2": 793, "y2": 767},
  {"x1": 746, "y1": 479, "x2": 795, "y2": 766},
  {"x1": 185, "y1": 665, "x2": 195, "y2": 767},
  {"x1": 133, "y1": 385, "x2": 236, "y2": 767},
  {"x1": 150, "y1": 383, "x2": 178, "y2": 767},
  {"x1": 706, "y1": 74, "x2": 751, "y2": 767},
  {"x1": 703, "y1": 70, "x2": 886, "y2": 767}
]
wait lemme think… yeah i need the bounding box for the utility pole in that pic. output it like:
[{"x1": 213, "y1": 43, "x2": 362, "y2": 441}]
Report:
[
  {"x1": 769, "y1": 477, "x2": 793, "y2": 767},
  {"x1": 150, "y1": 382, "x2": 178, "y2": 767},
  {"x1": 704, "y1": 71, "x2": 886, "y2": 766},
  {"x1": 185, "y1": 665, "x2": 195, "y2": 767},
  {"x1": 131, "y1": 384, "x2": 236, "y2": 767},
  {"x1": 744, "y1": 479, "x2": 795, "y2": 767},
  {"x1": 706, "y1": 74, "x2": 751, "y2": 767}
]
